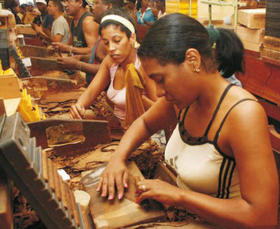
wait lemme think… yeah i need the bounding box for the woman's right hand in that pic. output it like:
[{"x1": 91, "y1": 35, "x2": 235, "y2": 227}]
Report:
[
  {"x1": 70, "y1": 103, "x2": 86, "y2": 119},
  {"x1": 96, "y1": 155, "x2": 129, "y2": 200}
]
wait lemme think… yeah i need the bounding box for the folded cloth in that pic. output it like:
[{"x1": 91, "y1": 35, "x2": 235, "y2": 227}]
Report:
[{"x1": 124, "y1": 63, "x2": 146, "y2": 128}]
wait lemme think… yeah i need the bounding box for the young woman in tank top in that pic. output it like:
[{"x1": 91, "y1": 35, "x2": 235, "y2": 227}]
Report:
[
  {"x1": 70, "y1": 8, "x2": 157, "y2": 127},
  {"x1": 97, "y1": 14, "x2": 279, "y2": 228}
]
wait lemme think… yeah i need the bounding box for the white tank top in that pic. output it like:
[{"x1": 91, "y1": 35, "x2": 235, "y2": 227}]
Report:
[
  {"x1": 164, "y1": 85, "x2": 256, "y2": 199},
  {"x1": 106, "y1": 57, "x2": 141, "y2": 121},
  {"x1": 165, "y1": 124, "x2": 240, "y2": 199}
]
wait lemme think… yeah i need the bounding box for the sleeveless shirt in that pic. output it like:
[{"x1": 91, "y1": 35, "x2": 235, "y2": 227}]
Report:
[
  {"x1": 70, "y1": 11, "x2": 93, "y2": 47},
  {"x1": 165, "y1": 84, "x2": 256, "y2": 199}
]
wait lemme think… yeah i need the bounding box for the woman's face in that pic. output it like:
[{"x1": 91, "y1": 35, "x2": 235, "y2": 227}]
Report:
[
  {"x1": 141, "y1": 57, "x2": 198, "y2": 108},
  {"x1": 101, "y1": 24, "x2": 134, "y2": 65}
]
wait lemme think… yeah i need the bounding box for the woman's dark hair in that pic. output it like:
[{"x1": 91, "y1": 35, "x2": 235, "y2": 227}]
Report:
[
  {"x1": 138, "y1": 13, "x2": 216, "y2": 72},
  {"x1": 215, "y1": 28, "x2": 244, "y2": 78},
  {"x1": 99, "y1": 8, "x2": 137, "y2": 39}
]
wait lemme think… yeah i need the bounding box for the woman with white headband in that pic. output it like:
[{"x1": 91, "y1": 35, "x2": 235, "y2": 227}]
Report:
[{"x1": 70, "y1": 8, "x2": 157, "y2": 129}]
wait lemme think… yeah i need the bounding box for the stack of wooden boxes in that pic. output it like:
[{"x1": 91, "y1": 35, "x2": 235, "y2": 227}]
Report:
[
  {"x1": 261, "y1": 0, "x2": 280, "y2": 62},
  {"x1": 235, "y1": 8, "x2": 266, "y2": 52}
]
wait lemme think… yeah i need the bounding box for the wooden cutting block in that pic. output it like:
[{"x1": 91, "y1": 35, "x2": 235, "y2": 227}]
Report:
[
  {"x1": 83, "y1": 162, "x2": 165, "y2": 229},
  {"x1": 30, "y1": 57, "x2": 60, "y2": 71},
  {"x1": 16, "y1": 24, "x2": 36, "y2": 36},
  {"x1": 22, "y1": 77, "x2": 79, "y2": 98},
  {"x1": 20, "y1": 45, "x2": 57, "y2": 58},
  {"x1": 238, "y1": 8, "x2": 266, "y2": 29},
  {"x1": 28, "y1": 119, "x2": 111, "y2": 150}
]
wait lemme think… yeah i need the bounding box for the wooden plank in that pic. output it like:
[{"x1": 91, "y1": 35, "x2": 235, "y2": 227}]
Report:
[
  {"x1": 28, "y1": 119, "x2": 111, "y2": 150},
  {"x1": 261, "y1": 44, "x2": 280, "y2": 61},
  {"x1": 16, "y1": 24, "x2": 36, "y2": 36},
  {"x1": 238, "y1": 8, "x2": 266, "y2": 29},
  {"x1": 0, "y1": 171, "x2": 13, "y2": 229},
  {"x1": 237, "y1": 51, "x2": 280, "y2": 106},
  {"x1": 20, "y1": 45, "x2": 56, "y2": 58},
  {"x1": 0, "y1": 75, "x2": 21, "y2": 99},
  {"x1": 263, "y1": 36, "x2": 280, "y2": 52},
  {"x1": 83, "y1": 162, "x2": 165, "y2": 229},
  {"x1": 258, "y1": 98, "x2": 280, "y2": 122},
  {"x1": 30, "y1": 57, "x2": 60, "y2": 71}
]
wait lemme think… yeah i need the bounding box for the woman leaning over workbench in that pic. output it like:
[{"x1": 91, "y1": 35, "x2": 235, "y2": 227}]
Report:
[
  {"x1": 97, "y1": 13, "x2": 279, "y2": 228},
  {"x1": 70, "y1": 8, "x2": 157, "y2": 128}
]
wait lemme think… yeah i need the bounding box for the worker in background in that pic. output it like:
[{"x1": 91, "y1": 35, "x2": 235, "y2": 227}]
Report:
[
  {"x1": 18, "y1": 4, "x2": 27, "y2": 22},
  {"x1": 70, "y1": 8, "x2": 157, "y2": 129},
  {"x1": 52, "y1": 0, "x2": 98, "y2": 55},
  {"x1": 45, "y1": 0, "x2": 70, "y2": 43},
  {"x1": 206, "y1": 25, "x2": 243, "y2": 87},
  {"x1": 4, "y1": 0, "x2": 22, "y2": 24},
  {"x1": 32, "y1": 0, "x2": 53, "y2": 37},
  {"x1": 57, "y1": 0, "x2": 123, "y2": 84},
  {"x1": 136, "y1": 0, "x2": 155, "y2": 26},
  {"x1": 23, "y1": 2, "x2": 39, "y2": 24}
]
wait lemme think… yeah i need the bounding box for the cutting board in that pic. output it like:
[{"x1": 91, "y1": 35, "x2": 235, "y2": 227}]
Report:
[{"x1": 82, "y1": 162, "x2": 165, "y2": 229}]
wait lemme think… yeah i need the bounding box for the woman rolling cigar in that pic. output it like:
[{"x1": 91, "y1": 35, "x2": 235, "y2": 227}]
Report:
[
  {"x1": 70, "y1": 8, "x2": 156, "y2": 128},
  {"x1": 97, "y1": 13, "x2": 279, "y2": 228}
]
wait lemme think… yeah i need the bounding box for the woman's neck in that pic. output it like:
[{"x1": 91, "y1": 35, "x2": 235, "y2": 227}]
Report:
[
  {"x1": 119, "y1": 48, "x2": 137, "y2": 69},
  {"x1": 195, "y1": 72, "x2": 229, "y2": 112}
]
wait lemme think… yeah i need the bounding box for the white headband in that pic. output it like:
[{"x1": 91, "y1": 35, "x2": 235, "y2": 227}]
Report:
[{"x1": 101, "y1": 15, "x2": 135, "y2": 34}]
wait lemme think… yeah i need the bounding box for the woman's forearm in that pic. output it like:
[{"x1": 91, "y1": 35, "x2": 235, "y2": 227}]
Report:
[
  {"x1": 114, "y1": 117, "x2": 152, "y2": 162},
  {"x1": 177, "y1": 189, "x2": 277, "y2": 228}
]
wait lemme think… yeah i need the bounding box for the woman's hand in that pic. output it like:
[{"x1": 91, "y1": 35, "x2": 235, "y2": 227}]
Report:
[
  {"x1": 70, "y1": 103, "x2": 86, "y2": 119},
  {"x1": 136, "y1": 179, "x2": 182, "y2": 206},
  {"x1": 96, "y1": 155, "x2": 129, "y2": 200},
  {"x1": 57, "y1": 56, "x2": 79, "y2": 69}
]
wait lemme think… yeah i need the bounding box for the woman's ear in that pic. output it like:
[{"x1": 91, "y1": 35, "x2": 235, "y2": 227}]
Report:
[
  {"x1": 184, "y1": 48, "x2": 202, "y2": 73},
  {"x1": 130, "y1": 33, "x2": 136, "y2": 46}
]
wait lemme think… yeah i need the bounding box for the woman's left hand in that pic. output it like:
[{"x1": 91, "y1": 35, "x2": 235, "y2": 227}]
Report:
[{"x1": 136, "y1": 179, "x2": 182, "y2": 206}]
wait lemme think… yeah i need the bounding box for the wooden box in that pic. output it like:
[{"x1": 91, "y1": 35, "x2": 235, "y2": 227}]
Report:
[
  {"x1": 235, "y1": 24, "x2": 264, "y2": 44},
  {"x1": 238, "y1": 8, "x2": 266, "y2": 29}
]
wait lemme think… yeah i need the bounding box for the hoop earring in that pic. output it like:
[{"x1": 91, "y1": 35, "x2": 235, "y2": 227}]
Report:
[{"x1": 192, "y1": 64, "x2": 200, "y2": 73}]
